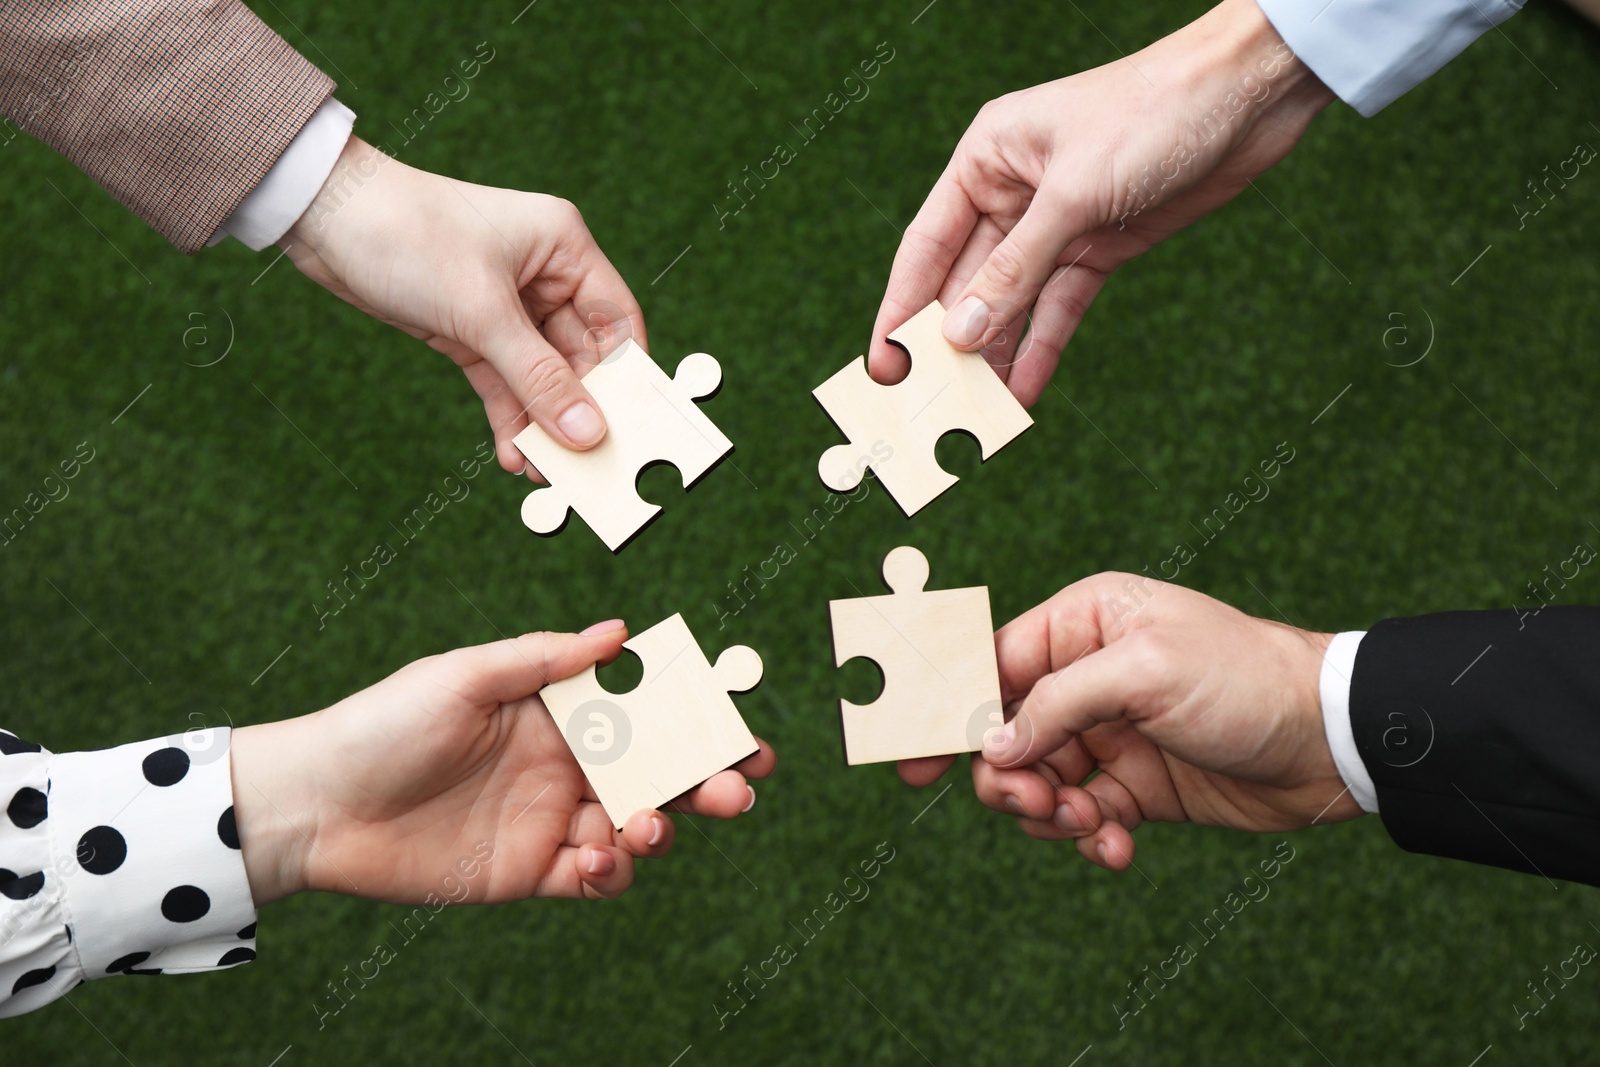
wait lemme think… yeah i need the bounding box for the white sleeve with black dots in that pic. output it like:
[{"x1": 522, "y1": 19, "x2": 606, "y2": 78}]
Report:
[{"x1": 0, "y1": 726, "x2": 259, "y2": 1018}]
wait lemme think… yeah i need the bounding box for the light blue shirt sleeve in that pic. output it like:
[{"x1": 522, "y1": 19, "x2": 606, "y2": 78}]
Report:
[{"x1": 1256, "y1": 0, "x2": 1527, "y2": 116}]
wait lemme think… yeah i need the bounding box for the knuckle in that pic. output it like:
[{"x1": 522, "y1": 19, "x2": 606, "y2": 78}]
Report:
[
  {"x1": 902, "y1": 227, "x2": 964, "y2": 274},
  {"x1": 553, "y1": 197, "x2": 586, "y2": 231},
  {"x1": 515, "y1": 354, "x2": 576, "y2": 406},
  {"x1": 1118, "y1": 630, "x2": 1173, "y2": 685},
  {"x1": 981, "y1": 239, "x2": 1030, "y2": 293}
]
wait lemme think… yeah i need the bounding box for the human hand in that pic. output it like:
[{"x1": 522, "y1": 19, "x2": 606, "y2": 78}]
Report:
[
  {"x1": 869, "y1": 0, "x2": 1333, "y2": 404},
  {"x1": 283, "y1": 136, "x2": 647, "y2": 479},
  {"x1": 230, "y1": 622, "x2": 775, "y2": 905},
  {"x1": 898, "y1": 573, "x2": 1362, "y2": 871}
]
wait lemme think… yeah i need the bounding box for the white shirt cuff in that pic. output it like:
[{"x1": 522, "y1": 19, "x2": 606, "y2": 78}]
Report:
[
  {"x1": 1319, "y1": 630, "x2": 1378, "y2": 813},
  {"x1": 1256, "y1": 0, "x2": 1526, "y2": 116},
  {"x1": 0, "y1": 728, "x2": 258, "y2": 1018},
  {"x1": 207, "y1": 97, "x2": 355, "y2": 250}
]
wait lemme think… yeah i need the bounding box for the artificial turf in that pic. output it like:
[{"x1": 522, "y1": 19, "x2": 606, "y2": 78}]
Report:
[{"x1": 4, "y1": 0, "x2": 1600, "y2": 1063}]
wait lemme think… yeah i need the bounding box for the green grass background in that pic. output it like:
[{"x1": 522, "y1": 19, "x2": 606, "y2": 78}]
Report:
[{"x1": 4, "y1": 0, "x2": 1600, "y2": 1062}]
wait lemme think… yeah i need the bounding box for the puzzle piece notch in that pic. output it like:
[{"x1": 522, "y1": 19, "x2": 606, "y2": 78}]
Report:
[
  {"x1": 515, "y1": 339, "x2": 733, "y2": 551},
  {"x1": 829, "y1": 546, "x2": 1002, "y2": 765},
  {"x1": 813, "y1": 300, "x2": 1033, "y2": 515},
  {"x1": 539, "y1": 613, "x2": 761, "y2": 828}
]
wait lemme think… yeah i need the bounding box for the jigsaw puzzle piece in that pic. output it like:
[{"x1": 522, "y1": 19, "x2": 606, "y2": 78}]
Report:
[
  {"x1": 886, "y1": 301, "x2": 1033, "y2": 460},
  {"x1": 513, "y1": 339, "x2": 733, "y2": 551},
  {"x1": 829, "y1": 546, "x2": 1002, "y2": 765},
  {"x1": 813, "y1": 300, "x2": 1032, "y2": 516},
  {"x1": 540, "y1": 613, "x2": 761, "y2": 828}
]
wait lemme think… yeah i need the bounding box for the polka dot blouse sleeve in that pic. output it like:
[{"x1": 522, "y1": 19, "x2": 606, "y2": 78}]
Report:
[{"x1": 0, "y1": 726, "x2": 259, "y2": 1018}]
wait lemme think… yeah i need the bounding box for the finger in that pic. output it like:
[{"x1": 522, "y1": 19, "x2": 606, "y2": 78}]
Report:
[
  {"x1": 869, "y1": 171, "x2": 981, "y2": 384},
  {"x1": 936, "y1": 215, "x2": 1019, "y2": 383},
  {"x1": 520, "y1": 217, "x2": 649, "y2": 366},
  {"x1": 476, "y1": 295, "x2": 609, "y2": 451},
  {"x1": 448, "y1": 622, "x2": 629, "y2": 705},
  {"x1": 1013, "y1": 784, "x2": 1110, "y2": 841},
  {"x1": 1076, "y1": 819, "x2": 1139, "y2": 872},
  {"x1": 575, "y1": 844, "x2": 634, "y2": 899},
  {"x1": 1004, "y1": 259, "x2": 1108, "y2": 407},
  {"x1": 457, "y1": 357, "x2": 541, "y2": 478},
  {"x1": 566, "y1": 795, "x2": 624, "y2": 845},
  {"x1": 672, "y1": 769, "x2": 757, "y2": 819},
  {"x1": 732, "y1": 737, "x2": 777, "y2": 781},
  {"x1": 618, "y1": 809, "x2": 676, "y2": 858},
  {"x1": 529, "y1": 842, "x2": 635, "y2": 898},
  {"x1": 984, "y1": 635, "x2": 1149, "y2": 769},
  {"x1": 564, "y1": 247, "x2": 648, "y2": 367},
  {"x1": 1082, "y1": 767, "x2": 1146, "y2": 832},
  {"x1": 993, "y1": 571, "x2": 1148, "y2": 703},
  {"x1": 972, "y1": 759, "x2": 1059, "y2": 820},
  {"x1": 897, "y1": 754, "x2": 957, "y2": 787},
  {"x1": 942, "y1": 180, "x2": 1095, "y2": 351},
  {"x1": 540, "y1": 297, "x2": 642, "y2": 377}
]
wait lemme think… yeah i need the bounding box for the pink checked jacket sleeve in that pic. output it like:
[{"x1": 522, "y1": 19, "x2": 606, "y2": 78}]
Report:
[{"x1": 0, "y1": 0, "x2": 334, "y2": 252}]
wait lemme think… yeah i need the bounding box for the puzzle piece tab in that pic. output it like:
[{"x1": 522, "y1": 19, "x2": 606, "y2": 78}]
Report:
[
  {"x1": 813, "y1": 300, "x2": 1033, "y2": 516},
  {"x1": 514, "y1": 339, "x2": 733, "y2": 551},
  {"x1": 540, "y1": 613, "x2": 761, "y2": 828},
  {"x1": 829, "y1": 546, "x2": 1002, "y2": 765}
]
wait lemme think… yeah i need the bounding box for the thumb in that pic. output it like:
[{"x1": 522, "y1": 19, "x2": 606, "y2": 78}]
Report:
[
  {"x1": 452, "y1": 620, "x2": 629, "y2": 705},
  {"x1": 982, "y1": 637, "x2": 1146, "y2": 768},
  {"x1": 942, "y1": 184, "x2": 1093, "y2": 350},
  {"x1": 479, "y1": 299, "x2": 609, "y2": 451}
]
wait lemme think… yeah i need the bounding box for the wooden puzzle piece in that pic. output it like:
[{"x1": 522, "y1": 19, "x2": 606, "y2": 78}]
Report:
[
  {"x1": 813, "y1": 300, "x2": 1033, "y2": 516},
  {"x1": 513, "y1": 339, "x2": 733, "y2": 551},
  {"x1": 540, "y1": 613, "x2": 761, "y2": 829},
  {"x1": 829, "y1": 546, "x2": 1002, "y2": 765}
]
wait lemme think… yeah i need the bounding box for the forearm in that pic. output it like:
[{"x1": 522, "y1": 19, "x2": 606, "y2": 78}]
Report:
[
  {"x1": 0, "y1": 0, "x2": 334, "y2": 252},
  {"x1": 1348, "y1": 607, "x2": 1600, "y2": 886}
]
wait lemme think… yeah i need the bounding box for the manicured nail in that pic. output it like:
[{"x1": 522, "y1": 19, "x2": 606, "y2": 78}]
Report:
[
  {"x1": 741, "y1": 785, "x2": 757, "y2": 813},
  {"x1": 586, "y1": 849, "x2": 615, "y2": 876},
  {"x1": 556, "y1": 400, "x2": 605, "y2": 447},
  {"x1": 943, "y1": 295, "x2": 989, "y2": 348},
  {"x1": 1054, "y1": 803, "x2": 1083, "y2": 833},
  {"x1": 647, "y1": 815, "x2": 666, "y2": 847},
  {"x1": 581, "y1": 618, "x2": 625, "y2": 636},
  {"x1": 1003, "y1": 794, "x2": 1023, "y2": 814}
]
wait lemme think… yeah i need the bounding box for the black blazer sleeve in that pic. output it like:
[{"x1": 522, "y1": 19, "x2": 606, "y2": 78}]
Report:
[{"x1": 1349, "y1": 607, "x2": 1600, "y2": 888}]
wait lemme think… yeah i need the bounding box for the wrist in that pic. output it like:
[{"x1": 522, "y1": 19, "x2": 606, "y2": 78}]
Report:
[
  {"x1": 1165, "y1": 0, "x2": 1335, "y2": 125},
  {"x1": 230, "y1": 719, "x2": 319, "y2": 906},
  {"x1": 1275, "y1": 622, "x2": 1367, "y2": 822},
  {"x1": 281, "y1": 135, "x2": 399, "y2": 256}
]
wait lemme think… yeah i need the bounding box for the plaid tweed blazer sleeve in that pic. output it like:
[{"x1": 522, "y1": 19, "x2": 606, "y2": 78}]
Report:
[{"x1": 0, "y1": 1, "x2": 335, "y2": 253}]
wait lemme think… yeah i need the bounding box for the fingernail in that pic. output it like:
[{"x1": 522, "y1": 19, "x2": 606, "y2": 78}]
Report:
[
  {"x1": 1054, "y1": 803, "x2": 1083, "y2": 833},
  {"x1": 1003, "y1": 794, "x2": 1023, "y2": 814},
  {"x1": 586, "y1": 849, "x2": 615, "y2": 876},
  {"x1": 581, "y1": 618, "x2": 625, "y2": 636},
  {"x1": 1095, "y1": 842, "x2": 1107, "y2": 865},
  {"x1": 944, "y1": 295, "x2": 989, "y2": 347},
  {"x1": 741, "y1": 785, "x2": 757, "y2": 813},
  {"x1": 984, "y1": 722, "x2": 1015, "y2": 758},
  {"x1": 647, "y1": 815, "x2": 666, "y2": 848},
  {"x1": 556, "y1": 400, "x2": 605, "y2": 447}
]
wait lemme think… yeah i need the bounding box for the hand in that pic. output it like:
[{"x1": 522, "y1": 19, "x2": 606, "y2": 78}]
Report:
[
  {"x1": 284, "y1": 137, "x2": 648, "y2": 479},
  {"x1": 230, "y1": 622, "x2": 775, "y2": 905},
  {"x1": 898, "y1": 573, "x2": 1363, "y2": 872},
  {"x1": 869, "y1": 0, "x2": 1333, "y2": 405}
]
